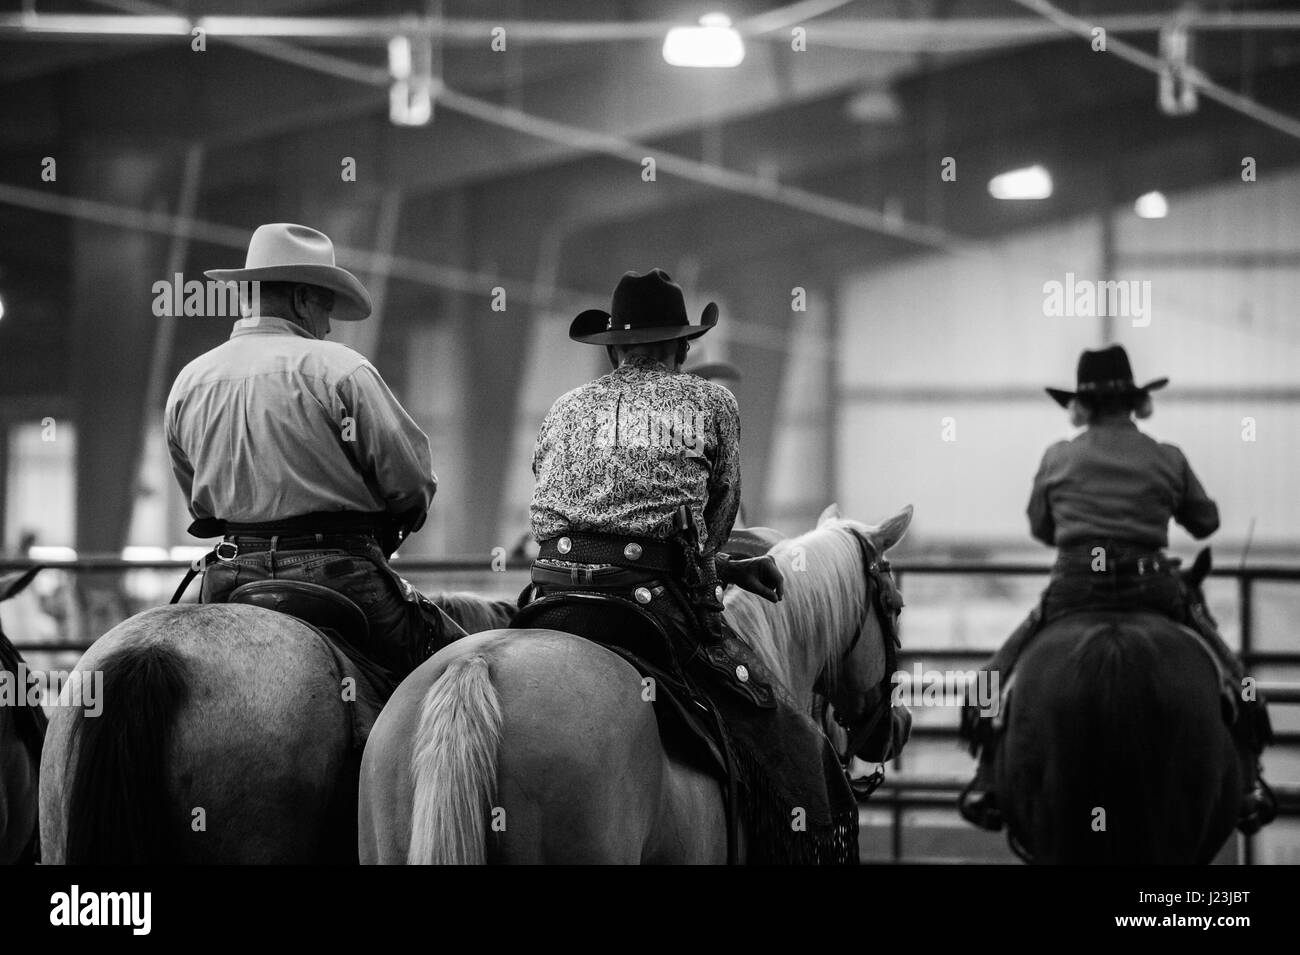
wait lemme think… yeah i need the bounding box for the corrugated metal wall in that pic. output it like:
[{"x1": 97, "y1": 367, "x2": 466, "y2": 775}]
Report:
[{"x1": 829, "y1": 166, "x2": 1300, "y2": 551}]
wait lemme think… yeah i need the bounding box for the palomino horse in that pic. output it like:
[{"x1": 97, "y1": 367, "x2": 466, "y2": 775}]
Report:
[
  {"x1": 357, "y1": 504, "x2": 913, "y2": 864},
  {"x1": 1, "y1": 567, "x2": 47, "y2": 864},
  {"x1": 37, "y1": 591, "x2": 504, "y2": 863},
  {"x1": 996, "y1": 550, "x2": 1240, "y2": 864}
]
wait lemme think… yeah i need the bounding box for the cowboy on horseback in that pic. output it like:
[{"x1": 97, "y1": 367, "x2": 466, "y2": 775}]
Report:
[
  {"x1": 958, "y1": 344, "x2": 1275, "y2": 835},
  {"x1": 525, "y1": 269, "x2": 785, "y2": 698},
  {"x1": 165, "y1": 223, "x2": 463, "y2": 692}
]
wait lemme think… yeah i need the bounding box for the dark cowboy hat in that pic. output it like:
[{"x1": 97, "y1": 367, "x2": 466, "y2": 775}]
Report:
[
  {"x1": 684, "y1": 359, "x2": 741, "y2": 383},
  {"x1": 570, "y1": 269, "x2": 718, "y2": 345},
  {"x1": 1046, "y1": 343, "x2": 1168, "y2": 408}
]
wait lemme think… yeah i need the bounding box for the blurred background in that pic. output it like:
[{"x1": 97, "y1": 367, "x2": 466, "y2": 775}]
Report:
[{"x1": 1, "y1": 0, "x2": 1298, "y2": 862}]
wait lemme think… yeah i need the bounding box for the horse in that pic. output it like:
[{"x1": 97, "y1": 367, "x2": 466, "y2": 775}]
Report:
[
  {"x1": 996, "y1": 549, "x2": 1240, "y2": 864},
  {"x1": 1, "y1": 566, "x2": 48, "y2": 864},
  {"x1": 357, "y1": 503, "x2": 913, "y2": 864},
  {"x1": 37, "y1": 588, "x2": 511, "y2": 864}
]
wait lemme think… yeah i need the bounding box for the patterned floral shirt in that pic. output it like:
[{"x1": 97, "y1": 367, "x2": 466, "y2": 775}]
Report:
[{"x1": 530, "y1": 355, "x2": 742, "y2": 555}]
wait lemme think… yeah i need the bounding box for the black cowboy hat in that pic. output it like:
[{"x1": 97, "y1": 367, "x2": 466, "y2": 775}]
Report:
[
  {"x1": 570, "y1": 269, "x2": 718, "y2": 345},
  {"x1": 1046, "y1": 343, "x2": 1168, "y2": 408}
]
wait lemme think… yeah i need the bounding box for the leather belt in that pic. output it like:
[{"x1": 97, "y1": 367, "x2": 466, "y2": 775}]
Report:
[
  {"x1": 538, "y1": 533, "x2": 682, "y2": 573},
  {"x1": 531, "y1": 562, "x2": 662, "y2": 589},
  {"x1": 215, "y1": 533, "x2": 378, "y2": 562},
  {"x1": 1056, "y1": 547, "x2": 1172, "y2": 576}
]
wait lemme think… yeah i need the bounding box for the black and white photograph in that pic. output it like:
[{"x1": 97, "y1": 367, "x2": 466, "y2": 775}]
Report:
[{"x1": 0, "y1": 0, "x2": 1297, "y2": 930}]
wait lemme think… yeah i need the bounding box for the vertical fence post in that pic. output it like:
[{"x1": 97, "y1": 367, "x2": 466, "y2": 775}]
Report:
[
  {"x1": 1239, "y1": 571, "x2": 1255, "y2": 866},
  {"x1": 891, "y1": 797, "x2": 903, "y2": 864}
]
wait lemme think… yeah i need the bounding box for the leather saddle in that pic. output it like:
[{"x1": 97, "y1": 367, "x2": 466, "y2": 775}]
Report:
[
  {"x1": 510, "y1": 590, "x2": 743, "y2": 839},
  {"x1": 227, "y1": 579, "x2": 370, "y2": 651}
]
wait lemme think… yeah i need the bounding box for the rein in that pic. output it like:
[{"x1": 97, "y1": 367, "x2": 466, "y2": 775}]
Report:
[{"x1": 825, "y1": 530, "x2": 902, "y2": 796}]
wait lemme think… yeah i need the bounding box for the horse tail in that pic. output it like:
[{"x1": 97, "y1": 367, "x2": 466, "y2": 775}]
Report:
[
  {"x1": 1057, "y1": 624, "x2": 1166, "y2": 863},
  {"x1": 407, "y1": 654, "x2": 503, "y2": 865},
  {"x1": 64, "y1": 642, "x2": 189, "y2": 864}
]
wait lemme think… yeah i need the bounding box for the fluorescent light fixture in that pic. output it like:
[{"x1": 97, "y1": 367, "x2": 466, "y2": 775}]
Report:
[
  {"x1": 0, "y1": 293, "x2": 5, "y2": 322},
  {"x1": 988, "y1": 164, "x2": 1052, "y2": 200},
  {"x1": 388, "y1": 35, "x2": 434, "y2": 126},
  {"x1": 663, "y1": 13, "x2": 745, "y2": 68},
  {"x1": 1134, "y1": 190, "x2": 1168, "y2": 219}
]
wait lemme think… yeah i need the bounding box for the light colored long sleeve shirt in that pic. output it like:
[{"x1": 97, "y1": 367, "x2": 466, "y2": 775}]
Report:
[
  {"x1": 1027, "y1": 415, "x2": 1219, "y2": 549},
  {"x1": 165, "y1": 316, "x2": 436, "y2": 525},
  {"x1": 529, "y1": 355, "x2": 741, "y2": 556}
]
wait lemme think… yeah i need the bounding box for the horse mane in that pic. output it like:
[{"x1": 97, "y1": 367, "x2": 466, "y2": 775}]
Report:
[
  {"x1": 0, "y1": 626, "x2": 49, "y2": 759},
  {"x1": 433, "y1": 592, "x2": 517, "y2": 635},
  {"x1": 723, "y1": 520, "x2": 868, "y2": 708}
]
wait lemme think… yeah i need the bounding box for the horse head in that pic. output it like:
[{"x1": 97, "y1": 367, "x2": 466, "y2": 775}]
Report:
[{"x1": 811, "y1": 504, "x2": 914, "y2": 765}]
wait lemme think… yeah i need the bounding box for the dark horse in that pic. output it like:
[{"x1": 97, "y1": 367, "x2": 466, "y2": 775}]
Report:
[
  {"x1": 1, "y1": 567, "x2": 47, "y2": 864},
  {"x1": 996, "y1": 550, "x2": 1239, "y2": 864}
]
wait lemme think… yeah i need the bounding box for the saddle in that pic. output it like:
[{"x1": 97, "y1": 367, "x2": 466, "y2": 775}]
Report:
[
  {"x1": 510, "y1": 589, "x2": 860, "y2": 865},
  {"x1": 227, "y1": 579, "x2": 370, "y2": 648}
]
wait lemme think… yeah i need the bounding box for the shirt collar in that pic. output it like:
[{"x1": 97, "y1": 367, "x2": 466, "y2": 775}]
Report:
[
  {"x1": 228, "y1": 315, "x2": 319, "y2": 341},
  {"x1": 615, "y1": 355, "x2": 672, "y2": 374},
  {"x1": 1089, "y1": 413, "x2": 1137, "y2": 430}
]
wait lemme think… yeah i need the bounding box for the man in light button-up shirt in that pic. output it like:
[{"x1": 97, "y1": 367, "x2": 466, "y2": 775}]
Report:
[{"x1": 165, "y1": 224, "x2": 461, "y2": 686}]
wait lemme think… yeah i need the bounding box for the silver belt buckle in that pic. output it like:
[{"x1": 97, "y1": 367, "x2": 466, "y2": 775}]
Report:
[{"x1": 215, "y1": 541, "x2": 239, "y2": 562}]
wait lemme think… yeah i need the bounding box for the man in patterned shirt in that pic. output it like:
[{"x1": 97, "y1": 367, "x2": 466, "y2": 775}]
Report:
[{"x1": 528, "y1": 269, "x2": 783, "y2": 698}]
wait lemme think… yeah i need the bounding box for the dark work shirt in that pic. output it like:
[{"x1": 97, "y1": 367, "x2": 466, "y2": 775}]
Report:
[{"x1": 1027, "y1": 416, "x2": 1219, "y2": 549}]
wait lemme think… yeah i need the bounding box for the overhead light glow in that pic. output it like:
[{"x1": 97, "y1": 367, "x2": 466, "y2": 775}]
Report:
[
  {"x1": 1134, "y1": 191, "x2": 1168, "y2": 219},
  {"x1": 28, "y1": 546, "x2": 77, "y2": 562},
  {"x1": 122, "y1": 546, "x2": 170, "y2": 562},
  {"x1": 663, "y1": 14, "x2": 745, "y2": 68},
  {"x1": 388, "y1": 35, "x2": 434, "y2": 126},
  {"x1": 845, "y1": 89, "x2": 903, "y2": 125},
  {"x1": 0, "y1": 293, "x2": 5, "y2": 322},
  {"x1": 988, "y1": 164, "x2": 1053, "y2": 200}
]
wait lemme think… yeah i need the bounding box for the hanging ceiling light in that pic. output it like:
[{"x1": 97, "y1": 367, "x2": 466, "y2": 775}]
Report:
[
  {"x1": 1134, "y1": 191, "x2": 1169, "y2": 219},
  {"x1": 988, "y1": 164, "x2": 1053, "y2": 200},
  {"x1": 663, "y1": 13, "x2": 745, "y2": 68},
  {"x1": 389, "y1": 34, "x2": 435, "y2": 126}
]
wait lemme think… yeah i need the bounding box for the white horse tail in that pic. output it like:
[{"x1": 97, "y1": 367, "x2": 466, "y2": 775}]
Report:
[{"x1": 408, "y1": 654, "x2": 503, "y2": 865}]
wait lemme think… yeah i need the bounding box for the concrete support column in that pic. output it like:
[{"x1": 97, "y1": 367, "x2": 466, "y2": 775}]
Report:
[
  {"x1": 70, "y1": 143, "x2": 170, "y2": 638},
  {"x1": 713, "y1": 264, "x2": 794, "y2": 526},
  {"x1": 70, "y1": 145, "x2": 170, "y2": 555}
]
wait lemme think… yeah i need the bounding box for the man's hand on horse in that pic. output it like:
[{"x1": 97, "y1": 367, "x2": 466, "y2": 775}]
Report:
[{"x1": 721, "y1": 554, "x2": 784, "y2": 603}]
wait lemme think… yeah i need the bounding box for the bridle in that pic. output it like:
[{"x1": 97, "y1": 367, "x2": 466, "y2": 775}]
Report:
[{"x1": 817, "y1": 529, "x2": 903, "y2": 796}]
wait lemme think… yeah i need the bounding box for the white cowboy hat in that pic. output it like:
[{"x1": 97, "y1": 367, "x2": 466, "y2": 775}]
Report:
[{"x1": 204, "y1": 223, "x2": 372, "y2": 322}]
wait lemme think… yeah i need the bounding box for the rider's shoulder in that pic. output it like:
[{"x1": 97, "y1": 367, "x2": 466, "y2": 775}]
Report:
[
  {"x1": 307, "y1": 339, "x2": 375, "y2": 378},
  {"x1": 689, "y1": 376, "x2": 739, "y2": 416},
  {"x1": 1042, "y1": 437, "x2": 1073, "y2": 461}
]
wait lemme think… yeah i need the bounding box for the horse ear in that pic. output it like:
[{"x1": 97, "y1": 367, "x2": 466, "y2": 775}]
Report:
[
  {"x1": 817, "y1": 503, "x2": 841, "y2": 527},
  {"x1": 871, "y1": 505, "x2": 913, "y2": 553}
]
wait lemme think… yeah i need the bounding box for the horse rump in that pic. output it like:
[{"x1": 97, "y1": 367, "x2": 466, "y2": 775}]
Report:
[
  {"x1": 63, "y1": 641, "x2": 190, "y2": 864},
  {"x1": 1008, "y1": 616, "x2": 1231, "y2": 864}
]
